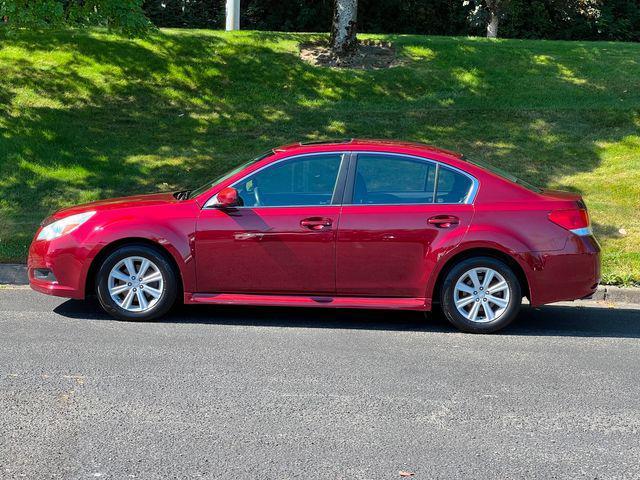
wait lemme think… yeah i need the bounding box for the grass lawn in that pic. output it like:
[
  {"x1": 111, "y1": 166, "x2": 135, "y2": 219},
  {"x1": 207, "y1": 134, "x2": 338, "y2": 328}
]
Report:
[{"x1": 0, "y1": 29, "x2": 638, "y2": 285}]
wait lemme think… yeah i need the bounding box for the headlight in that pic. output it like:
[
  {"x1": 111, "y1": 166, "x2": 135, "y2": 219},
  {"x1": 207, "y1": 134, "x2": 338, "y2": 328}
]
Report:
[{"x1": 36, "y1": 211, "x2": 96, "y2": 241}]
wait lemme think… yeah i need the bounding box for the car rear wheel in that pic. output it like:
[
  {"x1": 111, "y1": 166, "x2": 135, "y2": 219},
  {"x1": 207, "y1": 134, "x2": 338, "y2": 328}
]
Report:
[
  {"x1": 96, "y1": 245, "x2": 177, "y2": 321},
  {"x1": 440, "y1": 257, "x2": 522, "y2": 333}
]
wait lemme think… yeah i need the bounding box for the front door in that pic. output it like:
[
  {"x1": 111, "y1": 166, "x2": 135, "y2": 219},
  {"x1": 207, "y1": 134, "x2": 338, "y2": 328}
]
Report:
[
  {"x1": 196, "y1": 153, "x2": 346, "y2": 295},
  {"x1": 336, "y1": 153, "x2": 476, "y2": 298}
]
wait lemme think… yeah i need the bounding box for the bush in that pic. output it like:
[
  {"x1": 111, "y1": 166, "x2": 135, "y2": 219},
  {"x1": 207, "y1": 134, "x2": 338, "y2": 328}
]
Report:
[
  {"x1": 0, "y1": 0, "x2": 154, "y2": 36},
  {"x1": 140, "y1": 0, "x2": 640, "y2": 42},
  {"x1": 2, "y1": 1, "x2": 639, "y2": 43},
  {"x1": 142, "y1": 0, "x2": 223, "y2": 28},
  {"x1": 596, "y1": 0, "x2": 640, "y2": 42}
]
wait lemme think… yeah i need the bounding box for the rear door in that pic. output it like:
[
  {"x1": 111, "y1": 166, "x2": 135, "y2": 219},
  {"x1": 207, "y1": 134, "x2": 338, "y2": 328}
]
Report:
[{"x1": 336, "y1": 152, "x2": 476, "y2": 298}]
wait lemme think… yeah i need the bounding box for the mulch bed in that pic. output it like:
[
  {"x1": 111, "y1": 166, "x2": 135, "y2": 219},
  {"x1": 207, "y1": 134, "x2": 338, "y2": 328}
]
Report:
[{"x1": 299, "y1": 39, "x2": 401, "y2": 69}]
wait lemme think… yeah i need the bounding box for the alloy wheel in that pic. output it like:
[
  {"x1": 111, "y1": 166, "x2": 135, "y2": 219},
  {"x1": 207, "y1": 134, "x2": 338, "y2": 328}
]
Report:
[
  {"x1": 453, "y1": 267, "x2": 510, "y2": 323},
  {"x1": 108, "y1": 256, "x2": 164, "y2": 312}
]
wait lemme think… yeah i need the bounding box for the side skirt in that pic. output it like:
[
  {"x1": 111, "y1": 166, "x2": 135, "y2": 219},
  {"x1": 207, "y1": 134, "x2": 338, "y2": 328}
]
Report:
[{"x1": 185, "y1": 293, "x2": 428, "y2": 311}]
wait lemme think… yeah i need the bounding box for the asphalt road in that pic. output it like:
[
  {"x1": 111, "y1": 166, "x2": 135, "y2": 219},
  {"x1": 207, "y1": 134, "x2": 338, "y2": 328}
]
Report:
[{"x1": 1, "y1": 287, "x2": 640, "y2": 479}]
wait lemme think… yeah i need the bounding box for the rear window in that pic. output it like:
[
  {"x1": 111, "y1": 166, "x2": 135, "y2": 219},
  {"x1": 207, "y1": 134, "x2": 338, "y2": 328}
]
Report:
[{"x1": 467, "y1": 158, "x2": 542, "y2": 193}]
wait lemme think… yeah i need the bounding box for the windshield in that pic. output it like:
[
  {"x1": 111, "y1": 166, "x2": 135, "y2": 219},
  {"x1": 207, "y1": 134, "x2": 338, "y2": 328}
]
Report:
[
  {"x1": 186, "y1": 150, "x2": 274, "y2": 199},
  {"x1": 467, "y1": 158, "x2": 542, "y2": 193}
]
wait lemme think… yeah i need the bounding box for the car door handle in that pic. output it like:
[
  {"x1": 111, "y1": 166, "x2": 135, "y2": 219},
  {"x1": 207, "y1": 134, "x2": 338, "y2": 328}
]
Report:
[
  {"x1": 300, "y1": 217, "x2": 333, "y2": 231},
  {"x1": 235, "y1": 232, "x2": 264, "y2": 241},
  {"x1": 428, "y1": 215, "x2": 459, "y2": 228}
]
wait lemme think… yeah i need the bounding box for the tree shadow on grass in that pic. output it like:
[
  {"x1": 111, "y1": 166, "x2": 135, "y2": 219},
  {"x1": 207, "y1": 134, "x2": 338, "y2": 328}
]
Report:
[{"x1": 0, "y1": 29, "x2": 638, "y2": 262}]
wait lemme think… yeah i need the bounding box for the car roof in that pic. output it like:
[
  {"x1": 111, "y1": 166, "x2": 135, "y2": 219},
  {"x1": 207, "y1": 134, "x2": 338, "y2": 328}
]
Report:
[{"x1": 273, "y1": 139, "x2": 464, "y2": 160}]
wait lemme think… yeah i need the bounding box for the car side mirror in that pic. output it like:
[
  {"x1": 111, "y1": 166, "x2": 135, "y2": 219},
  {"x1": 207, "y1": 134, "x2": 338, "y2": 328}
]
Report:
[{"x1": 213, "y1": 187, "x2": 241, "y2": 208}]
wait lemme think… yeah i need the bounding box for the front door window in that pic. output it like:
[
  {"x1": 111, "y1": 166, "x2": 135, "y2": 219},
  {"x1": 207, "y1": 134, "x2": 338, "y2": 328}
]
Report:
[{"x1": 234, "y1": 154, "x2": 342, "y2": 207}]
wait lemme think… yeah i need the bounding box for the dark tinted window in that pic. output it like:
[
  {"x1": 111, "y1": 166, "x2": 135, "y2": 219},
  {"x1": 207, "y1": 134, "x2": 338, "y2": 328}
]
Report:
[
  {"x1": 436, "y1": 166, "x2": 473, "y2": 203},
  {"x1": 234, "y1": 154, "x2": 342, "y2": 207},
  {"x1": 352, "y1": 154, "x2": 436, "y2": 205}
]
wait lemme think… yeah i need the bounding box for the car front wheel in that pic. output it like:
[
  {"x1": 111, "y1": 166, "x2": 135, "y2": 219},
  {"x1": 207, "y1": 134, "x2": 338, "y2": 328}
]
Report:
[
  {"x1": 440, "y1": 256, "x2": 522, "y2": 333},
  {"x1": 96, "y1": 245, "x2": 177, "y2": 321}
]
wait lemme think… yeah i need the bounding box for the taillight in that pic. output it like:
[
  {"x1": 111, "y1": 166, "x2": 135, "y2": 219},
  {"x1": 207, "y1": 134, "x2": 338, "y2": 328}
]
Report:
[{"x1": 548, "y1": 208, "x2": 592, "y2": 236}]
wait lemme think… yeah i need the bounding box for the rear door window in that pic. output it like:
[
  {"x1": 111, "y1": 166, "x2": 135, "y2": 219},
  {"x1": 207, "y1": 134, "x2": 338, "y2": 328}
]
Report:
[
  {"x1": 351, "y1": 154, "x2": 437, "y2": 205},
  {"x1": 435, "y1": 166, "x2": 473, "y2": 204}
]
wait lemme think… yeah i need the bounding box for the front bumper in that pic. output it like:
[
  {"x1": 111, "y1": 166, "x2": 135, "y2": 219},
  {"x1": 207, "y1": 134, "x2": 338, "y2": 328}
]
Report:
[{"x1": 28, "y1": 234, "x2": 91, "y2": 299}]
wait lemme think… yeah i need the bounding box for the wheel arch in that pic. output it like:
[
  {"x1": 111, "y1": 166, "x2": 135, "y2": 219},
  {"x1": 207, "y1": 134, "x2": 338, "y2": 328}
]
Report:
[
  {"x1": 85, "y1": 238, "x2": 184, "y2": 298},
  {"x1": 429, "y1": 247, "x2": 531, "y2": 307}
]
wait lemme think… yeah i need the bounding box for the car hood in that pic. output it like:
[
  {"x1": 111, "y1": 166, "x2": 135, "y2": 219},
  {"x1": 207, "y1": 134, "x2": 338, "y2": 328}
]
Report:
[{"x1": 50, "y1": 192, "x2": 180, "y2": 219}]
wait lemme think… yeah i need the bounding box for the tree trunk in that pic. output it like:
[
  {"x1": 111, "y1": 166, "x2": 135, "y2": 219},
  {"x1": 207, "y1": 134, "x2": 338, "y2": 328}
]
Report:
[
  {"x1": 486, "y1": 0, "x2": 499, "y2": 38},
  {"x1": 486, "y1": 11, "x2": 499, "y2": 37},
  {"x1": 330, "y1": 0, "x2": 358, "y2": 58}
]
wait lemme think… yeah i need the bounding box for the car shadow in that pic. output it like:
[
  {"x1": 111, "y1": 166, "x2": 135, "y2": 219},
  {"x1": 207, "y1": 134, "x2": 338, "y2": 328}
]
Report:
[{"x1": 53, "y1": 299, "x2": 640, "y2": 339}]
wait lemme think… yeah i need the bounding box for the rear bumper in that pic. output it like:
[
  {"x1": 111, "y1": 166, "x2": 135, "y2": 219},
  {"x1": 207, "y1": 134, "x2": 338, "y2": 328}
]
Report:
[{"x1": 528, "y1": 235, "x2": 601, "y2": 306}]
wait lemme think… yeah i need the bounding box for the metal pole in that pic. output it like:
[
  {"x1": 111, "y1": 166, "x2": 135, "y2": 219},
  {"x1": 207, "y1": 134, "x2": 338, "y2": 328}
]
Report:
[{"x1": 226, "y1": 0, "x2": 240, "y2": 31}]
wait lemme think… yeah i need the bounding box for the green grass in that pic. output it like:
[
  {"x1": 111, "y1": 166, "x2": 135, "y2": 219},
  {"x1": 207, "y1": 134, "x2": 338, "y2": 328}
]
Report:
[{"x1": 0, "y1": 29, "x2": 638, "y2": 285}]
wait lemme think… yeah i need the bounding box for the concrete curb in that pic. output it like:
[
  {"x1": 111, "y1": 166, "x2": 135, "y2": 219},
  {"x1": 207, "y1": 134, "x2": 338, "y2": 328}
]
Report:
[
  {"x1": 0, "y1": 264, "x2": 28, "y2": 285},
  {"x1": 595, "y1": 285, "x2": 640, "y2": 304},
  {"x1": 1, "y1": 263, "x2": 639, "y2": 304}
]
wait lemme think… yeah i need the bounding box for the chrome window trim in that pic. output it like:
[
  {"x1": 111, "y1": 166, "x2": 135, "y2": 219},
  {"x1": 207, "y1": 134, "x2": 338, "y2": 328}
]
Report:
[
  {"x1": 344, "y1": 151, "x2": 479, "y2": 206},
  {"x1": 203, "y1": 150, "x2": 479, "y2": 208},
  {"x1": 203, "y1": 151, "x2": 349, "y2": 209}
]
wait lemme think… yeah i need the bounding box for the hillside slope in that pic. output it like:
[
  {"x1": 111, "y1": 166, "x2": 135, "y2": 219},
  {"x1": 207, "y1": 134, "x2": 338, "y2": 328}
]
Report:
[{"x1": 0, "y1": 29, "x2": 638, "y2": 284}]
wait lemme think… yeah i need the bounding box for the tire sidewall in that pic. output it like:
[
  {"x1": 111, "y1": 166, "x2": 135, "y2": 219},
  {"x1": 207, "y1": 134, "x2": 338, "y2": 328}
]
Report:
[
  {"x1": 441, "y1": 256, "x2": 522, "y2": 333},
  {"x1": 96, "y1": 245, "x2": 177, "y2": 321}
]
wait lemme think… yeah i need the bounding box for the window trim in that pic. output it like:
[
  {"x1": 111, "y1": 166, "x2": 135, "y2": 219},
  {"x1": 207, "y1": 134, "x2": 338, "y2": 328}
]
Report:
[
  {"x1": 343, "y1": 152, "x2": 479, "y2": 206},
  {"x1": 203, "y1": 152, "x2": 350, "y2": 209}
]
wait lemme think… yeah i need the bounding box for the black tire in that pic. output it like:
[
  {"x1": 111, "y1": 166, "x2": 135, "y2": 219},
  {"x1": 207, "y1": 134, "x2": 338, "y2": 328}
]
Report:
[
  {"x1": 96, "y1": 245, "x2": 178, "y2": 321},
  {"x1": 440, "y1": 256, "x2": 522, "y2": 334}
]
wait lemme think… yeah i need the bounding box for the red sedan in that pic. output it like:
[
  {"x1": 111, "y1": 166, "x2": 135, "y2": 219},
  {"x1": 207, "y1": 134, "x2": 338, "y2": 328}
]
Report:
[{"x1": 28, "y1": 140, "x2": 600, "y2": 333}]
